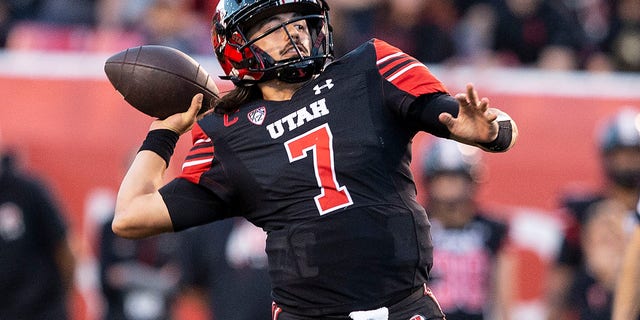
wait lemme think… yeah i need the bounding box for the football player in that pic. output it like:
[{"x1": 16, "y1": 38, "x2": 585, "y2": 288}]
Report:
[
  {"x1": 112, "y1": 1, "x2": 518, "y2": 319},
  {"x1": 419, "y1": 139, "x2": 511, "y2": 320},
  {"x1": 547, "y1": 107, "x2": 640, "y2": 320}
]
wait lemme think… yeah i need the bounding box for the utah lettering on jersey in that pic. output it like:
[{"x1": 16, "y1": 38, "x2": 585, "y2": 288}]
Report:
[{"x1": 266, "y1": 98, "x2": 329, "y2": 139}]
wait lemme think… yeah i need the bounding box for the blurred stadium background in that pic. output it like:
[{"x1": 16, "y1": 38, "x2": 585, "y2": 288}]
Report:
[{"x1": 1, "y1": 0, "x2": 640, "y2": 319}]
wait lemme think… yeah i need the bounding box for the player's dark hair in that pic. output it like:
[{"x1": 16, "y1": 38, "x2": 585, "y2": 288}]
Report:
[{"x1": 214, "y1": 86, "x2": 263, "y2": 114}]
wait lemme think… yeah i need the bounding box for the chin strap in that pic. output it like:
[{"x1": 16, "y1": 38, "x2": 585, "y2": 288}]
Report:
[
  {"x1": 227, "y1": 57, "x2": 324, "y2": 86},
  {"x1": 275, "y1": 59, "x2": 321, "y2": 83}
]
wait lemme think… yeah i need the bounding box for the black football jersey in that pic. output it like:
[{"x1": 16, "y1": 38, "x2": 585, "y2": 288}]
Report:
[
  {"x1": 159, "y1": 39, "x2": 458, "y2": 315},
  {"x1": 428, "y1": 214, "x2": 508, "y2": 319},
  {"x1": 0, "y1": 164, "x2": 69, "y2": 319}
]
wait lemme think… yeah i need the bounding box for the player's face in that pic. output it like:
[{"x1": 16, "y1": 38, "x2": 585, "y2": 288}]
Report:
[
  {"x1": 604, "y1": 147, "x2": 640, "y2": 189},
  {"x1": 247, "y1": 12, "x2": 312, "y2": 62},
  {"x1": 427, "y1": 173, "x2": 476, "y2": 227}
]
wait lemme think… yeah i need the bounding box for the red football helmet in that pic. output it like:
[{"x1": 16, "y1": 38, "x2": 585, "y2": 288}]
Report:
[{"x1": 211, "y1": 0, "x2": 333, "y2": 86}]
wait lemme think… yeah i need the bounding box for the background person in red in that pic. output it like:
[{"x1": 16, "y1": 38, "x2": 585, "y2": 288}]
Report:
[{"x1": 418, "y1": 138, "x2": 512, "y2": 320}]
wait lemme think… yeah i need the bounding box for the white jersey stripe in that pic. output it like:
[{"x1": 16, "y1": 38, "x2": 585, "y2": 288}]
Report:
[
  {"x1": 194, "y1": 138, "x2": 212, "y2": 145},
  {"x1": 387, "y1": 63, "x2": 429, "y2": 82},
  {"x1": 182, "y1": 158, "x2": 213, "y2": 170},
  {"x1": 376, "y1": 52, "x2": 404, "y2": 65}
]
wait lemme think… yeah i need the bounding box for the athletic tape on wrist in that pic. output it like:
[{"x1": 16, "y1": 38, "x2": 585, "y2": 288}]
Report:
[
  {"x1": 478, "y1": 120, "x2": 513, "y2": 152},
  {"x1": 138, "y1": 129, "x2": 179, "y2": 167}
]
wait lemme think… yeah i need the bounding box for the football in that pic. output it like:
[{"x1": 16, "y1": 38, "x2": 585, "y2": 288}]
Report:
[{"x1": 104, "y1": 45, "x2": 219, "y2": 119}]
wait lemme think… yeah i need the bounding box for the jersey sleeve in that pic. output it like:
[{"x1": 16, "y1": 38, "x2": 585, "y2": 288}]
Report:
[
  {"x1": 373, "y1": 39, "x2": 458, "y2": 138},
  {"x1": 374, "y1": 39, "x2": 448, "y2": 97},
  {"x1": 159, "y1": 123, "x2": 233, "y2": 231}
]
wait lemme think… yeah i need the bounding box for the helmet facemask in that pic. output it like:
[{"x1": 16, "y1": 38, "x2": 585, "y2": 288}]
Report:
[{"x1": 213, "y1": 1, "x2": 333, "y2": 86}]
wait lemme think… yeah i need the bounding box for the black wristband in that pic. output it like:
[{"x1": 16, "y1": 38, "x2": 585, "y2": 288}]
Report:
[
  {"x1": 138, "y1": 129, "x2": 180, "y2": 167},
  {"x1": 478, "y1": 120, "x2": 513, "y2": 152}
]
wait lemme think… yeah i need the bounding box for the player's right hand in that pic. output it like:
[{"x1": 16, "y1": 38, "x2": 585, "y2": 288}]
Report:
[{"x1": 149, "y1": 93, "x2": 204, "y2": 135}]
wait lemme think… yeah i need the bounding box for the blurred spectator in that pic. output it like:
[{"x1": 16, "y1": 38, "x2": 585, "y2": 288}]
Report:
[
  {"x1": 561, "y1": 0, "x2": 616, "y2": 71},
  {"x1": 329, "y1": 0, "x2": 382, "y2": 57},
  {"x1": 452, "y1": 2, "x2": 499, "y2": 65},
  {"x1": 547, "y1": 107, "x2": 640, "y2": 320},
  {"x1": 37, "y1": 0, "x2": 97, "y2": 26},
  {"x1": 0, "y1": 137, "x2": 76, "y2": 319},
  {"x1": 562, "y1": 0, "x2": 640, "y2": 72},
  {"x1": 413, "y1": 0, "x2": 459, "y2": 63},
  {"x1": 2, "y1": 0, "x2": 211, "y2": 54},
  {"x1": 418, "y1": 139, "x2": 513, "y2": 320},
  {"x1": 1, "y1": 0, "x2": 97, "y2": 46},
  {"x1": 607, "y1": 0, "x2": 640, "y2": 72},
  {"x1": 98, "y1": 218, "x2": 182, "y2": 320},
  {"x1": 97, "y1": 0, "x2": 153, "y2": 30},
  {"x1": 331, "y1": 0, "x2": 457, "y2": 63},
  {"x1": 0, "y1": 2, "x2": 9, "y2": 47},
  {"x1": 98, "y1": 149, "x2": 182, "y2": 320},
  {"x1": 137, "y1": 0, "x2": 212, "y2": 55},
  {"x1": 489, "y1": 0, "x2": 585, "y2": 69},
  {"x1": 453, "y1": 0, "x2": 493, "y2": 14},
  {"x1": 0, "y1": 0, "x2": 42, "y2": 47},
  {"x1": 1, "y1": 0, "x2": 637, "y2": 73},
  {"x1": 178, "y1": 218, "x2": 272, "y2": 320},
  {"x1": 331, "y1": 0, "x2": 595, "y2": 70}
]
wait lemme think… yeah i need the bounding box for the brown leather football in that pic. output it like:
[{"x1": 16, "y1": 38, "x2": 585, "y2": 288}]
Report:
[{"x1": 104, "y1": 45, "x2": 218, "y2": 119}]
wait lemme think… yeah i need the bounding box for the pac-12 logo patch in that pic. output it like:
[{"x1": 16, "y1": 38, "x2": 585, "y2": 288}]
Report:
[
  {"x1": 409, "y1": 315, "x2": 425, "y2": 320},
  {"x1": 248, "y1": 106, "x2": 266, "y2": 125}
]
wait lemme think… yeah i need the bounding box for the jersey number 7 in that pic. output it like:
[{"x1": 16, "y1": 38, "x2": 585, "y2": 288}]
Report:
[{"x1": 285, "y1": 124, "x2": 353, "y2": 215}]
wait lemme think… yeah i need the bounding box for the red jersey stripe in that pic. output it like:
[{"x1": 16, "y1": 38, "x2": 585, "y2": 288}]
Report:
[
  {"x1": 179, "y1": 123, "x2": 214, "y2": 184},
  {"x1": 373, "y1": 39, "x2": 448, "y2": 97}
]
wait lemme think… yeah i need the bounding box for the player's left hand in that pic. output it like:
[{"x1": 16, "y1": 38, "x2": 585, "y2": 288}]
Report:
[{"x1": 438, "y1": 83, "x2": 499, "y2": 144}]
